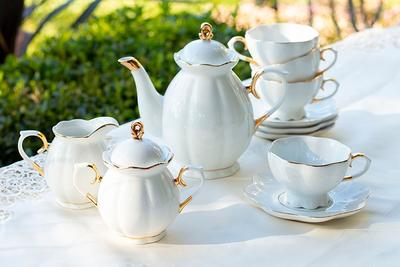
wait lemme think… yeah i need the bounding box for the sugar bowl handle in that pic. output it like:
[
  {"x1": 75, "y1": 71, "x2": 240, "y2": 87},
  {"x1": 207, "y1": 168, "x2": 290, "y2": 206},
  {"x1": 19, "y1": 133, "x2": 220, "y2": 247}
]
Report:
[
  {"x1": 175, "y1": 165, "x2": 204, "y2": 213},
  {"x1": 343, "y1": 153, "x2": 372, "y2": 180},
  {"x1": 227, "y1": 36, "x2": 258, "y2": 65},
  {"x1": 247, "y1": 67, "x2": 288, "y2": 128},
  {"x1": 73, "y1": 163, "x2": 102, "y2": 206},
  {"x1": 18, "y1": 130, "x2": 49, "y2": 176}
]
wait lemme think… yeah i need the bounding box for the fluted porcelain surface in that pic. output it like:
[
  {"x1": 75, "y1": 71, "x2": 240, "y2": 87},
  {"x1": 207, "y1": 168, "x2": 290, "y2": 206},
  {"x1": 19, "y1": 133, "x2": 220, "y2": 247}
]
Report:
[
  {"x1": 98, "y1": 168, "x2": 180, "y2": 238},
  {"x1": 162, "y1": 70, "x2": 254, "y2": 170},
  {"x1": 18, "y1": 117, "x2": 118, "y2": 208},
  {"x1": 268, "y1": 136, "x2": 371, "y2": 209}
]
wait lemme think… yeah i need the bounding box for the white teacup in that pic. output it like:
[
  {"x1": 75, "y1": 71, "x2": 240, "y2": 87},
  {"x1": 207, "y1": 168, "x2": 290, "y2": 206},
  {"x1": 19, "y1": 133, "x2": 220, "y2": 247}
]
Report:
[
  {"x1": 255, "y1": 73, "x2": 339, "y2": 121},
  {"x1": 268, "y1": 136, "x2": 371, "y2": 210},
  {"x1": 228, "y1": 23, "x2": 319, "y2": 65},
  {"x1": 251, "y1": 47, "x2": 338, "y2": 83}
]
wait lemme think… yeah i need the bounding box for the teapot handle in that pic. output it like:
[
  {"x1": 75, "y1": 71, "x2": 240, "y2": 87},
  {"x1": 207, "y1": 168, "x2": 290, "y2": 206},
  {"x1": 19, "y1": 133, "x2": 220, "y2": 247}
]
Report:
[
  {"x1": 174, "y1": 165, "x2": 204, "y2": 213},
  {"x1": 73, "y1": 163, "x2": 102, "y2": 206},
  {"x1": 246, "y1": 67, "x2": 288, "y2": 128},
  {"x1": 18, "y1": 130, "x2": 49, "y2": 176}
]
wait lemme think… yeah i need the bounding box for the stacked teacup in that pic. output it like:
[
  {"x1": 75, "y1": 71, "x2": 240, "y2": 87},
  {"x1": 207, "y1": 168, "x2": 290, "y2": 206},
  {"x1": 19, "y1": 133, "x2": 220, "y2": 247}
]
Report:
[{"x1": 228, "y1": 23, "x2": 339, "y2": 140}]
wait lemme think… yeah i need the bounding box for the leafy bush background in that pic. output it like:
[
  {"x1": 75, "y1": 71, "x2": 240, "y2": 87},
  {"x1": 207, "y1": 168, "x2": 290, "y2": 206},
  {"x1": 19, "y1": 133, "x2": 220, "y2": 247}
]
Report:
[{"x1": 0, "y1": 4, "x2": 249, "y2": 166}]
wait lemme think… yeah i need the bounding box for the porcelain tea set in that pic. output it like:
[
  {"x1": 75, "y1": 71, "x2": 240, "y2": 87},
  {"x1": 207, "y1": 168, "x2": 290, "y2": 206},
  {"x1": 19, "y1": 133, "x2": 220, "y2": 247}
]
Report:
[{"x1": 17, "y1": 22, "x2": 371, "y2": 243}]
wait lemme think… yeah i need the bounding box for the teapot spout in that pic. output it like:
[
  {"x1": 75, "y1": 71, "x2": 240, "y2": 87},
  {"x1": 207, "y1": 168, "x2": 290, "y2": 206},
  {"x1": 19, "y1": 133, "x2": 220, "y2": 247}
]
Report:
[{"x1": 119, "y1": 56, "x2": 163, "y2": 138}]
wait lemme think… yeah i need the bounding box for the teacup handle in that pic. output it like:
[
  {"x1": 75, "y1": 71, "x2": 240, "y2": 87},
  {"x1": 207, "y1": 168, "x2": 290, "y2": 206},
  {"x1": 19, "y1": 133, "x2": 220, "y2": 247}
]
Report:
[
  {"x1": 343, "y1": 153, "x2": 372, "y2": 180},
  {"x1": 73, "y1": 163, "x2": 102, "y2": 206},
  {"x1": 246, "y1": 67, "x2": 288, "y2": 128},
  {"x1": 318, "y1": 47, "x2": 338, "y2": 74},
  {"x1": 175, "y1": 165, "x2": 204, "y2": 213},
  {"x1": 227, "y1": 36, "x2": 259, "y2": 65},
  {"x1": 312, "y1": 78, "x2": 339, "y2": 103},
  {"x1": 18, "y1": 130, "x2": 49, "y2": 176}
]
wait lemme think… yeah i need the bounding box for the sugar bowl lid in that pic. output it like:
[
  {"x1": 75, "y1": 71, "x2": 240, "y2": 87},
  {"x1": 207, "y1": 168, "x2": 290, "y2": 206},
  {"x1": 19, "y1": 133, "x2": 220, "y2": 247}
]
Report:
[
  {"x1": 106, "y1": 121, "x2": 172, "y2": 169},
  {"x1": 175, "y1": 22, "x2": 237, "y2": 66}
]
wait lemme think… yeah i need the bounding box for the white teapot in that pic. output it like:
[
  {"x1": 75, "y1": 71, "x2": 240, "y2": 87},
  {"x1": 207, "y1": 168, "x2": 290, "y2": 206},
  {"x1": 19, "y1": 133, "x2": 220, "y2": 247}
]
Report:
[
  {"x1": 18, "y1": 117, "x2": 119, "y2": 209},
  {"x1": 73, "y1": 121, "x2": 204, "y2": 244},
  {"x1": 118, "y1": 22, "x2": 287, "y2": 179}
]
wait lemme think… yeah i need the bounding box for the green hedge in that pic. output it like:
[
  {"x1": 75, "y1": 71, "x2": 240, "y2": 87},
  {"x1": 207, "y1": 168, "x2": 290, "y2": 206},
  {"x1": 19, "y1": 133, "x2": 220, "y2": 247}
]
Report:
[{"x1": 0, "y1": 4, "x2": 250, "y2": 166}]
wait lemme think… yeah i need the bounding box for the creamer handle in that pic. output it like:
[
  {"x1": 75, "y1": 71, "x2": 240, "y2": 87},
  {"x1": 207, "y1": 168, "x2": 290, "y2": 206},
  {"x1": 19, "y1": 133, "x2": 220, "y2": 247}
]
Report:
[
  {"x1": 175, "y1": 165, "x2": 204, "y2": 213},
  {"x1": 73, "y1": 163, "x2": 102, "y2": 206},
  {"x1": 18, "y1": 130, "x2": 49, "y2": 176}
]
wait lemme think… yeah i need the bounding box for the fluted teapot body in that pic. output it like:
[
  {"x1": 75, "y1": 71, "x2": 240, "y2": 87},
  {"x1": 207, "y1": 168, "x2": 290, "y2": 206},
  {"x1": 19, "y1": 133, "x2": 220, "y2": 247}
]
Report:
[{"x1": 119, "y1": 23, "x2": 287, "y2": 179}]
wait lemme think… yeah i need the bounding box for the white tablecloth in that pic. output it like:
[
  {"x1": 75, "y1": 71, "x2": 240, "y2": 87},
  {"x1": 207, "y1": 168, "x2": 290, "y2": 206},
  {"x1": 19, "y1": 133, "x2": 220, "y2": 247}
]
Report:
[{"x1": 2, "y1": 27, "x2": 400, "y2": 267}]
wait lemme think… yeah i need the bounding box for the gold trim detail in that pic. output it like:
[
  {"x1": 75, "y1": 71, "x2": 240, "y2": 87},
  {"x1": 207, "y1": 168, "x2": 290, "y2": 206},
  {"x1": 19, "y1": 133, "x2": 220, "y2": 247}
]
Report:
[
  {"x1": 343, "y1": 153, "x2": 366, "y2": 180},
  {"x1": 174, "y1": 166, "x2": 188, "y2": 187},
  {"x1": 118, "y1": 56, "x2": 142, "y2": 71},
  {"x1": 33, "y1": 162, "x2": 45, "y2": 177},
  {"x1": 317, "y1": 47, "x2": 338, "y2": 74},
  {"x1": 104, "y1": 150, "x2": 174, "y2": 170},
  {"x1": 199, "y1": 22, "x2": 213, "y2": 40},
  {"x1": 312, "y1": 78, "x2": 339, "y2": 103},
  {"x1": 37, "y1": 132, "x2": 49, "y2": 152},
  {"x1": 255, "y1": 114, "x2": 269, "y2": 128},
  {"x1": 86, "y1": 193, "x2": 98, "y2": 207},
  {"x1": 32, "y1": 132, "x2": 49, "y2": 176},
  {"x1": 228, "y1": 36, "x2": 259, "y2": 65},
  {"x1": 249, "y1": 68, "x2": 286, "y2": 127},
  {"x1": 273, "y1": 151, "x2": 351, "y2": 168},
  {"x1": 53, "y1": 122, "x2": 118, "y2": 139},
  {"x1": 84, "y1": 163, "x2": 102, "y2": 206},
  {"x1": 179, "y1": 196, "x2": 192, "y2": 213},
  {"x1": 175, "y1": 166, "x2": 194, "y2": 213},
  {"x1": 131, "y1": 121, "x2": 144, "y2": 140},
  {"x1": 87, "y1": 164, "x2": 102, "y2": 184},
  {"x1": 175, "y1": 55, "x2": 237, "y2": 67},
  {"x1": 248, "y1": 70, "x2": 262, "y2": 99}
]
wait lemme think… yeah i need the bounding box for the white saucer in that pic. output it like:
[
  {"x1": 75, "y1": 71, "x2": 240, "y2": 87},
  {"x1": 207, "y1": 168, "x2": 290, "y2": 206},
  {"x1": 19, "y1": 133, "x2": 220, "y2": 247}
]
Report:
[
  {"x1": 258, "y1": 116, "x2": 337, "y2": 134},
  {"x1": 255, "y1": 124, "x2": 335, "y2": 140},
  {"x1": 259, "y1": 99, "x2": 337, "y2": 128},
  {"x1": 244, "y1": 175, "x2": 370, "y2": 223}
]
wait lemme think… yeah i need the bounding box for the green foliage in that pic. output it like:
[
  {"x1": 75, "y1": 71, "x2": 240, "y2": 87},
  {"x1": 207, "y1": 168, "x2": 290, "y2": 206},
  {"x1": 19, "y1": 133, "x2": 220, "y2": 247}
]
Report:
[{"x1": 0, "y1": 5, "x2": 249, "y2": 166}]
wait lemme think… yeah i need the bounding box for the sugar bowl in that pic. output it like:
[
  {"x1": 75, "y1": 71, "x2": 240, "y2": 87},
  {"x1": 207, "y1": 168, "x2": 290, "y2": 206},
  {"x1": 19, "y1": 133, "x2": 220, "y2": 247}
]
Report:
[{"x1": 73, "y1": 121, "x2": 204, "y2": 244}]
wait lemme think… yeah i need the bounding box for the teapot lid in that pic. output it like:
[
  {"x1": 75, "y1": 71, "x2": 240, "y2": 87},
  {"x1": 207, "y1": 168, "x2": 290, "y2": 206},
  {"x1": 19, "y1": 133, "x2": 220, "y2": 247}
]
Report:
[
  {"x1": 175, "y1": 22, "x2": 237, "y2": 66},
  {"x1": 107, "y1": 121, "x2": 172, "y2": 169}
]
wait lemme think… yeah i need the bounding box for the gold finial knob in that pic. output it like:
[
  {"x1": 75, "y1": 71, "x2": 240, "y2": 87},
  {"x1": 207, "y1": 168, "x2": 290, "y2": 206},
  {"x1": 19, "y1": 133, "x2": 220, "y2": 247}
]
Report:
[
  {"x1": 199, "y1": 22, "x2": 213, "y2": 40},
  {"x1": 131, "y1": 121, "x2": 144, "y2": 140}
]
